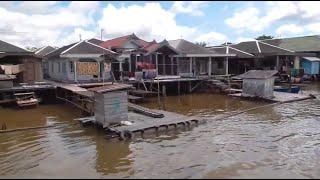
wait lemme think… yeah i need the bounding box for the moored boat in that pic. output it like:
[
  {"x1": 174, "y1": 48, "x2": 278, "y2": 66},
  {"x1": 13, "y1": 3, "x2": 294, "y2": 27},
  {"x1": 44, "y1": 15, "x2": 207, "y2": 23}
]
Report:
[{"x1": 274, "y1": 86, "x2": 300, "y2": 93}]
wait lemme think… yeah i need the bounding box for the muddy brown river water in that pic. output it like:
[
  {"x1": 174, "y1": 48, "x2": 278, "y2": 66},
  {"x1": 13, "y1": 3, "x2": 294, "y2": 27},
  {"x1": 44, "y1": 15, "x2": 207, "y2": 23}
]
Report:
[{"x1": 0, "y1": 83, "x2": 320, "y2": 178}]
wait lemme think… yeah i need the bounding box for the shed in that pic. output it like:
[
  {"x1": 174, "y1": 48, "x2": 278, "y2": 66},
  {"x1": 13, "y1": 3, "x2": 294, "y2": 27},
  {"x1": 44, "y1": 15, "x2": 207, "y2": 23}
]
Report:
[
  {"x1": 238, "y1": 70, "x2": 278, "y2": 99},
  {"x1": 300, "y1": 57, "x2": 320, "y2": 75},
  {"x1": 88, "y1": 83, "x2": 132, "y2": 128}
]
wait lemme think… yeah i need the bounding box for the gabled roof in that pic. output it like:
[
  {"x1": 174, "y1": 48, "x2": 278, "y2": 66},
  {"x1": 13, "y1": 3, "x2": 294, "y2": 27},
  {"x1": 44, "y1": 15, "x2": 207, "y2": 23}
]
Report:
[
  {"x1": 168, "y1": 39, "x2": 233, "y2": 57},
  {"x1": 35, "y1": 46, "x2": 56, "y2": 57},
  {"x1": 262, "y1": 35, "x2": 320, "y2": 53},
  {"x1": 87, "y1": 38, "x2": 104, "y2": 45},
  {"x1": 0, "y1": 40, "x2": 32, "y2": 55},
  {"x1": 45, "y1": 40, "x2": 116, "y2": 59},
  {"x1": 231, "y1": 40, "x2": 294, "y2": 55},
  {"x1": 207, "y1": 46, "x2": 254, "y2": 58},
  {"x1": 238, "y1": 70, "x2": 278, "y2": 79},
  {"x1": 100, "y1": 33, "x2": 150, "y2": 49},
  {"x1": 144, "y1": 40, "x2": 179, "y2": 55}
]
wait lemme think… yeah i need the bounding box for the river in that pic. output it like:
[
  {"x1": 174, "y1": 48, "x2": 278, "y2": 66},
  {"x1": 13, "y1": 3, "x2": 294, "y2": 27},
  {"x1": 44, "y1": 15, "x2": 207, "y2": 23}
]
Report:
[{"x1": 0, "y1": 83, "x2": 320, "y2": 178}]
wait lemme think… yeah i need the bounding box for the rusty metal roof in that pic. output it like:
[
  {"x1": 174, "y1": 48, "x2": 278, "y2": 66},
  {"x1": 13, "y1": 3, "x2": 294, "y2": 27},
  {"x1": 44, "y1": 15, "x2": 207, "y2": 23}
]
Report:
[{"x1": 88, "y1": 83, "x2": 132, "y2": 93}]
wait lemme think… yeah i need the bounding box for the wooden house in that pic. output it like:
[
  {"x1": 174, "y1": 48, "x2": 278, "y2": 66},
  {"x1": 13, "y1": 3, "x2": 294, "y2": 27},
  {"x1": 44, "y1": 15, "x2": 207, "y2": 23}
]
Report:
[
  {"x1": 99, "y1": 33, "x2": 179, "y2": 80},
  {"x1": 207, "y1": 45, "x2": 255, "y2": 75},
  {"x1": 0, "y1": 40, "x2": 43, "y2": 84},
  {"x1": 44, "y1": 39, "x2": 116, "y2": 83},
  {"x1": 88, "y1": 83, "x2": 132, "y2": 128},
  {"x1": 168, "y1": 39, "x2": 234, "y2": 77},
  {"x1": 229, "y1": 40, "x2": 295, "y2": 75},
  {"x1": 238, "y1": 70, "x2": 278, "y2": 99},
  {"x1": 34, "y1": 46, "x2": 56, "y2": 79}
]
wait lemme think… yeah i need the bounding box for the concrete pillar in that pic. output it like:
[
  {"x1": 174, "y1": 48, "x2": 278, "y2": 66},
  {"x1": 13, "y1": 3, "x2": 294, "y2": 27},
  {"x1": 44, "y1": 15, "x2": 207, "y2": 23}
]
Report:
[
  {"x1": 294, "y1": 56, "x2": 300, "y2": 69},
  {"x1": 129, "y1": 55, "x2": 131, "y2": 72},
  {"x1": 225, "y1": 57, "x2": 229, "y2": 75},
  {"x1": 74, "y1": 61, "x2": 77, "y2": 83},
  {"x1": 171, "y1": 56, "x2": 174, "y2": 75},
  {"x1": 156, "y1": 53, "x2": 159, "y2": 76},
  {"x1": 189, "y1": 57, "x2": 193, "y2": 76},
  {"x1": 162, "y1": 85, "x2": 166, "y2": 97},
  {"x1": 97, "y1": 60, "x2": 101, "y2": 81},
  {"x1": 276, "y1": 55, "x2": 280, "y2": 71},
  {"x1": 208, "y1": 57, "x2": 212, "y2": 76},
  {"x1": 163, "y1": 55, "x2": 166, "y2": 75}
]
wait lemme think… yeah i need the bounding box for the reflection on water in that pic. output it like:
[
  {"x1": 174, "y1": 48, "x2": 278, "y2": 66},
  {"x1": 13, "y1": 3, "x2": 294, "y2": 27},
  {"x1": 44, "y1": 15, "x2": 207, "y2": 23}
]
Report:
[{"x1": 0, "y1": 84, "x2": 320, "y2": 178}]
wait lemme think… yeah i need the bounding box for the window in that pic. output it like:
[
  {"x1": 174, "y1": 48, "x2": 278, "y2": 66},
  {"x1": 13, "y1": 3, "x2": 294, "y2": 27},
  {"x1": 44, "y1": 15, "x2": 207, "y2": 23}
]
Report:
[
  {"x1": 218, "y1": 60, "x2": 224, "y2": 69},
  {"x1": 70, "y1": 61, "x2": 74, "y2": 73}
]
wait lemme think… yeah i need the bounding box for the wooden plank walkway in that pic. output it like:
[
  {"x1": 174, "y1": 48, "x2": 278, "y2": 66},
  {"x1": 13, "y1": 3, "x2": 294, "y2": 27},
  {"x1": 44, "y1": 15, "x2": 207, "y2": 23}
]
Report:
[
  {"x1": 128, "y1": 102, "x2": 164, "y2": 118},
  {"x1": 230, "y1": 91, "x2": 315, "y2": 103}
]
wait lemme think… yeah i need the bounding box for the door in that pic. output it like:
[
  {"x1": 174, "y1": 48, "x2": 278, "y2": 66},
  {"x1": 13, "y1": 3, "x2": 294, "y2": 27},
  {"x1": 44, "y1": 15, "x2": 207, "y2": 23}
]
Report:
[{"x1": 24, "y1": 62, "x2": 35, "y2": 83}]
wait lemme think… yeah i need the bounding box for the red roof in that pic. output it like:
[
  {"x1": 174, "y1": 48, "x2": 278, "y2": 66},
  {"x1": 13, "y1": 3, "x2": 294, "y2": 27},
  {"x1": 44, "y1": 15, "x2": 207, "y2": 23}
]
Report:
[{"x1": 99, "y1": 33, "x2": 154, "y2": 50}]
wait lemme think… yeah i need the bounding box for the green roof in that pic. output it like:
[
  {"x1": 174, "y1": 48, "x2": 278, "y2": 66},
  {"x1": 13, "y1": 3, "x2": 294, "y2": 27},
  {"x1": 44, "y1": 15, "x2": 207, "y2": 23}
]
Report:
[{"x1": 262, "y1": 35, "x2": 320, "y2": 52}]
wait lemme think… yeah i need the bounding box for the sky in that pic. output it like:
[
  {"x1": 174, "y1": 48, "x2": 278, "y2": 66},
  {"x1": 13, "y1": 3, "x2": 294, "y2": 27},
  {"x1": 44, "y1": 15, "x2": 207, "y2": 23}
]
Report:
[{"x1": 1, "y1": 1, "x2": 320, "y2": 48}]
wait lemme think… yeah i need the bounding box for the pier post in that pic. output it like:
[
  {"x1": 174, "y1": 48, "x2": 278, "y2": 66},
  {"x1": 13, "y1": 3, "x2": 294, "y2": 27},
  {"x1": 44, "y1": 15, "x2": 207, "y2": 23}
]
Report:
[
  {"x1": 188, "y1": 81, "x2": 192, "y2": 93},
  {"x1": 178, "y1": 81, "x2": 181, "y2": 95},
  {"x1": 162, "y1": 85, "x2": 167, "y2": 97}
]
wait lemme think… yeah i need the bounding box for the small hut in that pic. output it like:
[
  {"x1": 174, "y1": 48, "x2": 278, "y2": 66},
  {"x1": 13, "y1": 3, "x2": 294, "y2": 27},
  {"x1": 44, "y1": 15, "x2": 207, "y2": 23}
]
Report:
[
  {"x1": 88, "y1": 83, "x2": 132, "y2": 128},
  {"x1": 238, "y1": 70, "x2": 278, "y2": 99}
]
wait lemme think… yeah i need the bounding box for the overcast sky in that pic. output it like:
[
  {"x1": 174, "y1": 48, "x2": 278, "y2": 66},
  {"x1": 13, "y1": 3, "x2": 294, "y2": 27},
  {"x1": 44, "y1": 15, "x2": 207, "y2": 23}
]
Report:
[{"x1": 1, "y1": 1, "x2": 319, "y2": 48}]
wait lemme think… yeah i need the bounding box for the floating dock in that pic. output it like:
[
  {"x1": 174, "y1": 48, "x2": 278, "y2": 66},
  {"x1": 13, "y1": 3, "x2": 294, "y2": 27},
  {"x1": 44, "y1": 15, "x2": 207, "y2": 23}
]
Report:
[
  {"x1": 76, "y1": 110, "x2": 204, "y2": 140},
  {"x1": 75, "y1": 102, "x2": 204, "y2": 140}
]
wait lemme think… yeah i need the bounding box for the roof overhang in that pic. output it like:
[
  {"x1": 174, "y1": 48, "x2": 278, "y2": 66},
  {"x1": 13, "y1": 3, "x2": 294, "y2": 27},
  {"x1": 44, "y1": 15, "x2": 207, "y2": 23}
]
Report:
[
  {"x1": 173, "y1": 54, "x2": 236, "y2": 58},
  {"x1": 60, "y1": 54, "x2": 107, "y2": 58}
]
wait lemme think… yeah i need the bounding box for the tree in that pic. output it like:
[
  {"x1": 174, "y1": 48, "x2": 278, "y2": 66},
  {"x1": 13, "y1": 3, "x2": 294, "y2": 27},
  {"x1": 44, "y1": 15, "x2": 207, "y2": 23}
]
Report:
[
  {"x1": 25, "y1": 46, "x2": 38, "y2": 52},
  {"x1": 195, "y1": 42, "x2": 207, "y2": 47},
  {"x1": 255, "y1": 34, "x2": 274, "y2": 40}
]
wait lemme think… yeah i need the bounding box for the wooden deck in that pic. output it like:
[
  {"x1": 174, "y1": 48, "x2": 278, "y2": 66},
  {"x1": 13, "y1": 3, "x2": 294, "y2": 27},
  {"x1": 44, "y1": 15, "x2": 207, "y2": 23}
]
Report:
[{"x1": 230, "y1": 91, "x2": 315, "y2": 103}]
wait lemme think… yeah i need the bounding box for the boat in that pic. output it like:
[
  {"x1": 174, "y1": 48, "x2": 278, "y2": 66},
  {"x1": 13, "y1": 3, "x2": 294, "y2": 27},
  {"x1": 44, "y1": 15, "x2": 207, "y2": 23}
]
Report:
[
  {"x1": 14, "y1": 92, "x2": 39, "y2": 108},
  {"x1": 274, "y1": 86, "x2": 300, "y2": 93}
]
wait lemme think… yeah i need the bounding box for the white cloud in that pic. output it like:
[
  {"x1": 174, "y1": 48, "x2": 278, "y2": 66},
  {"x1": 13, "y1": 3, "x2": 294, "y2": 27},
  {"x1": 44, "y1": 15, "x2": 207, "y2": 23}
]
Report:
[
  {"x1": 276, "y1": 24, "x2": 304, "y2": 36},
  {"x1": 225, "y1": 1, "x2": 320, "y2": 34},
  {"x1": 0, "y1": 1, "x2": 101, "y2": 48},
  {"x1": 305, "y1": 23, "x2": 320, "y2": 34},
  {"x1": 234, "y1": 37, "x2": 255, "y2": 43},
  {"x1": 225, "y1": 7, "x2": 261, "y2": 32},
  {"x1": 98, "y1": 3, "x2": 196, "y2": 42},
  {"x1": 194, "y1": 31, "x2": 227, "y2": 46},
  {"x1": 170, "y1": 1, "x2": 208, "y2": 16}
]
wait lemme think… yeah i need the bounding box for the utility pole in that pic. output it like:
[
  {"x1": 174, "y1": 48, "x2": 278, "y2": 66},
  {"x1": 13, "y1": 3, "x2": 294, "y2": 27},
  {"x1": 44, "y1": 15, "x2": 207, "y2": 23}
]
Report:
[{"x1": 79, "y1": 34, "x2": 82, "y2": 41}]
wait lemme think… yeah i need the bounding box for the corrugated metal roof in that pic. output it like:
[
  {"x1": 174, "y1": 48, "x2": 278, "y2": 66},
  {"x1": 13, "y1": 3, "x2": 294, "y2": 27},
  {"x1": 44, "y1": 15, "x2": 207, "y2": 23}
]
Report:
[
  {"x1": 0, "y1": 40, "x2": 30, "y2": 53},
  {"x1": 207, "y1": 46, "x2": 254, "y2": 58},
  {"x1": 262, "y1": 35, "x2": 320, "y2": 52},
  {"x1": 302, "y1": 56, "x2": 320, "y2": 62},
  {"x1": 237, "y1": 70, "x2": 278, "y2": 79},
  {"x1": 231, "y1": 41, "x2": 294, "y2": 55},
  {"x1": 88, "y1": 83, "x2": 132, "y2": 93}
]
